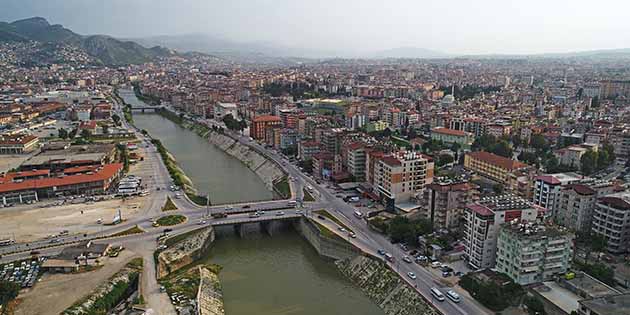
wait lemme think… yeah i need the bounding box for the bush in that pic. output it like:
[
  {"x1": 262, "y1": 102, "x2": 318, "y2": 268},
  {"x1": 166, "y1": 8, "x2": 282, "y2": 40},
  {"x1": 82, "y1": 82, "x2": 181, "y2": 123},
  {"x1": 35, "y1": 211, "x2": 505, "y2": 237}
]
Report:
[
  {"x1": 0, "y1": 280, "x2": 20, "y2": 306},
  {"x1": 156, "y1": 215, "x2": 186, "y2": 226},
  {"x1": 459, "y1": 273, "x2": 524, "y2": 311}
]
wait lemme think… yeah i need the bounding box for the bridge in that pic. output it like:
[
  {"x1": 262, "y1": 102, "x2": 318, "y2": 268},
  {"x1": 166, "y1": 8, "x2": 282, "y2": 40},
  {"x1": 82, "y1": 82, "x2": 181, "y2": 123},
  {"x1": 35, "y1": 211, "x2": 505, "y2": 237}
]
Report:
[
  {"x1": 129, "y1": 106, "x2": 162, "y2": 113},
  {"x1": 211, "y1": 211, "x2": 302, "y2": 237}
]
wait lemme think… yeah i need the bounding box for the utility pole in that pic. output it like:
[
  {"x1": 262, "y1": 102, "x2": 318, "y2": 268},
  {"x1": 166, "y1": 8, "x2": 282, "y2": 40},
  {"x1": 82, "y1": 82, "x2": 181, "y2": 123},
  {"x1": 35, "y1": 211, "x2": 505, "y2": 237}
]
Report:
[{"x1": 205, "y1": 193, "x2": 210, "y2": 218}]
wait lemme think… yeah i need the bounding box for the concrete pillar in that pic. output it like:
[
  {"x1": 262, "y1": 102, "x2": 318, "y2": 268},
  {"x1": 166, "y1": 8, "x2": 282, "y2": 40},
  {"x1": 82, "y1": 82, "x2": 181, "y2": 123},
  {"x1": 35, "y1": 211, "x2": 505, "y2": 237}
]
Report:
[
  {"x1": 18, "y1": 194, "x2": 22, "y2": 203},
  {"x1": 35, "y1": 191, "x2": 38, "y2": 202}
]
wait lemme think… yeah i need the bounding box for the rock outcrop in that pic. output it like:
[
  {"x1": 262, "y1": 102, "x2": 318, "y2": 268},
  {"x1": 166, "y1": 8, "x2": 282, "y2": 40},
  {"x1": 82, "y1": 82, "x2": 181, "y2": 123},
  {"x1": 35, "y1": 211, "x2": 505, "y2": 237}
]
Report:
[
  {"x1": 336, "y1": 255, "x2": 440, "y2": 315},
  {"x1": 157, "y1": 227, "x2": 215, "y2": 279}
]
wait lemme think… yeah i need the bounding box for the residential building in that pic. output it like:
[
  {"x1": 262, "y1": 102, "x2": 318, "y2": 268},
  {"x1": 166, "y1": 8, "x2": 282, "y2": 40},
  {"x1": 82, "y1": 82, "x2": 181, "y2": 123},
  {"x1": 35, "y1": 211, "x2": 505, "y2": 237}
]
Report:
[
  {"x1": 214, "y1": 102, "x2": 238, "y2": 121},
  {"x1": 347, "y1": 143, "x2": 368, "y2": 182},
  {"x1": 463, "y1": 195, "x2": 545, "y2": 269},
  {"x1": 599, "y1": 80, "x2": 630, "y2": 99},
  {"x1": 496, "y1": 220, "x2": 573, "y2": 285},
  {"x1": 298, "y1": 141, "x2": 320, "y2": 161},
  {"x1": 251, "y1": 115, "x2": 281, "y2": 140},
  {"x1": 374, "y1": 151, "x2": 434, "y2": 209},
  {"x1": 592, "y1": 191, "x2": 630, "y2": 254},
  {"x1": 578, "y1": 293, "x2": 630, "y2": 315},
  {"x1": 533, "y1": 173, "x2": 583, "y2": 217},
  {"x1": 423, "y1": 180, "x2": 477, "y2": 230}
]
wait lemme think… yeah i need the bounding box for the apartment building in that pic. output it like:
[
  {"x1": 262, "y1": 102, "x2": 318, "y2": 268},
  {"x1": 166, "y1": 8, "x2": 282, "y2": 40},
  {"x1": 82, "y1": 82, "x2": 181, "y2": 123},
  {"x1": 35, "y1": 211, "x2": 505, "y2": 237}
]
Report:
[
  {"x1": 496, "y1": 221, "x2": 573, "y2": 285},
  {"x1": 297, "y1": 141, "x2": 320, "y2": 161},
  {"x1": 213, "y1": 102, "x2": 238, "y2": 121},
  {"x1": 599, "y1": 79, "x2": 630, "y2": 99},
  {"x1": 346, "y1": 143, "x2": 368, "y2": 182},
  {"x1": 592, "y1": 191, "x2": 630, "y2": 254},
  {"x1": 533, "y1": 173, "x2": 583, "y2": 216},
  {"x1": 374, "y1": 151, "x2": 434, "y2": 209},
  {"x1": 423, "y1": 180, "x2": 477, "y2": 230},
  {"x1": 463, "y1": 195, "x2": 544, "y2": 269},
  {"x1": 251, "y1": 115, "x2": 281, "y2": 140}
]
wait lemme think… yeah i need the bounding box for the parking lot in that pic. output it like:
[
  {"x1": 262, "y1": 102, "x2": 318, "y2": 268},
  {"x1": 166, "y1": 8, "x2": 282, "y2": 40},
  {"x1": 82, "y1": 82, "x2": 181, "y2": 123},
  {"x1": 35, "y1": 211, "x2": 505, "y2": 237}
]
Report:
[{"x1": 1, "y1": 257, "x2": 45, "y2": 289}]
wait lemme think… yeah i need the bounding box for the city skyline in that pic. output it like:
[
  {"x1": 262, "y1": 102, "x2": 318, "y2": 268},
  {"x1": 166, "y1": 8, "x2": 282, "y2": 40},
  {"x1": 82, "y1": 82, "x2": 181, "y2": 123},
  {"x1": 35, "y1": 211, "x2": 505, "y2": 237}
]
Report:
[{"x1": 2, "y1": 0, "x2": 630, "y2": 56}]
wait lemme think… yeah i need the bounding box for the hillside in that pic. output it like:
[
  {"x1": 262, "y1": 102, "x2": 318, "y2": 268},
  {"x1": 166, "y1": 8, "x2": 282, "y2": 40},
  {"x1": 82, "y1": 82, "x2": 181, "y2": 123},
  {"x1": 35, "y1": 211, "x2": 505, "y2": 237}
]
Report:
[{"x1": 0, "y1": 17, "x2": 173, "y2": 65}]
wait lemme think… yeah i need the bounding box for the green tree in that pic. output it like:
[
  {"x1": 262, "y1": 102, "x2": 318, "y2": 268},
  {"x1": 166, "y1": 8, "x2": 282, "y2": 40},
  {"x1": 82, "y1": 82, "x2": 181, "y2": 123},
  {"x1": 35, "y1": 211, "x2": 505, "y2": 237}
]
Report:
[
  {"x1": 530, "y1": 134, "x2": 547, "y2": 152},
  {"x1": 388, "y1": 216, "x2": 417, "y2": 245},
  {"x1": 580, "y1": 150, "x2": 598, "y2": 175},
  {"x1": 102, "y1": 125, "x2": 109, "y2": 134},
  {"x1": 68, "y1": 128, "x2": 78, "y2": 139},
  {"x1": 0, "y1": 280, "x2": 20, "y2": 306},
  {"x1": 58, "y1": 127, "x2": 68, "y2": 139},
  {"x1": 437, "y1": 154, "x2": 455, "y2": 167},
  {"x1": 492, "y1": 141, "x2": 513, "y2": 158},
  {"x1": 80, "y1": 129, "x2": 92, "y2": 139}
]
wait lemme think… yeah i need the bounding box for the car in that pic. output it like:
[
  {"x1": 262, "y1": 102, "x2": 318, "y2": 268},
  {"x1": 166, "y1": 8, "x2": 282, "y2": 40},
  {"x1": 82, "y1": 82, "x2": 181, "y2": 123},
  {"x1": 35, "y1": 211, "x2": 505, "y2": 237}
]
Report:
[
  {"x1": 198, "y1": 220, "x2": 207, "y2": 225},
  {"x1": 348, "y1": 232, "x2": 356, "y2": 238},
  {"x1": 403, "y1": 256, "x2": 412, "y2": 263},
  {"x1": 407, "y1": 272, "x2": 417, "y2": 280},
  {"x1": 431, "y1": 261, "x2": 442, "y2": 268},
  {"x1": 446, "y1": 290, "x2": 461, "y2": 303},
  {"x1": 276, "y1": 211, "x2": 285, "y2": 216},
  {"x1": 442, "y1": 271, "x2": 451, "y2": 277},
  {"x1": 317, "y1": 215, "x2": 326, "y2": 220},
  {"x1": 377, "y1": 249, "x2": 386, "y2": 255},
  {"x1": 163, "y1": 228, "x2": 173, "y2": 233},
  {"x1": 454, "y1": 271, "x2": 464, "y2": 277},
  {"x1": 338, "y1": 227, "x2": 347, "y2": 232},
  {"x1": 242, "y1": 205, "x2": 251, "y2": 209},
  {"x1": 296, "y1": 210, "x2": 302, "y2": 214}
]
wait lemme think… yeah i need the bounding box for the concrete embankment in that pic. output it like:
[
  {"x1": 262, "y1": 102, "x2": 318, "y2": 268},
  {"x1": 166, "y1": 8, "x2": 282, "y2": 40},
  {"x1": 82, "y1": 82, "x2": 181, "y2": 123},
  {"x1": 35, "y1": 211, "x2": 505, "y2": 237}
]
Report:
[
  {"x1": 197, "y1": 266, "x2": 225, "y2": 315},
  {"x1": 206, "y1": 130, "x2": 285, "y2": 191},
  {"x1": 336, "y1": 255, "x2": 440, "y2": 315},
  {"x1": 157, "y1": 227, "x2": 215, "y2": 279},
  {"x1": 294, "y1": 217, "x2": 361, "y2": 260}
]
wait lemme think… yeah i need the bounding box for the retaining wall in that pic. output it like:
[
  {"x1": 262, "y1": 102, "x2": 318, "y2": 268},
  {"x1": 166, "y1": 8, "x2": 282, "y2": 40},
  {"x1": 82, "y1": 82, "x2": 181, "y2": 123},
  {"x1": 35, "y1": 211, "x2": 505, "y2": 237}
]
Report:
[{"x1": 156, "y1": 227, "x2": 215, "y2": 279}]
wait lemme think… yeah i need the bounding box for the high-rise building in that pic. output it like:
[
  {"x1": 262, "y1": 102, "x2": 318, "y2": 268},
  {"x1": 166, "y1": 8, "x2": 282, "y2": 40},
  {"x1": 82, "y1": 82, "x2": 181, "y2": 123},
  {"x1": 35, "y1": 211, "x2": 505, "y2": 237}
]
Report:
[
  {"x1": 423, "y1": 180, "x2": 477, "y2": 230},
  {"x1": 592, "y1": 191, "x2": 630, "y2": 254},
  {"x1": 346, "y1": 143, "x2": 368, "y2": 182},
  {"x1": 463, "y1": 195, "x2": 545, "y2": 269},
  {"x1": 496, "y1": 220, "x2": 572, "y2": 285},
  {"x1": 374, "y1": 151, "x2": 434, "y2": 209},
  {"x1": 599, "y1": 80, "x2": 630, "y2": 99},
  {"x1": 251, "y1": 115, "x2": 281, "y2": 140},
  {"x1": 533, "y1": 173, "x2": 583, "y2": 217}
]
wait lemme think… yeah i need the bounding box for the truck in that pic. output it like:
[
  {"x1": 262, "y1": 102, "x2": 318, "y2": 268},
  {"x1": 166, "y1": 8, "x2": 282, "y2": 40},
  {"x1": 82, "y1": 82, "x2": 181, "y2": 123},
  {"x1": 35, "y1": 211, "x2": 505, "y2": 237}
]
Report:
[{"x1": 212, "y1": 212, "x2": 228, "y2": 219}]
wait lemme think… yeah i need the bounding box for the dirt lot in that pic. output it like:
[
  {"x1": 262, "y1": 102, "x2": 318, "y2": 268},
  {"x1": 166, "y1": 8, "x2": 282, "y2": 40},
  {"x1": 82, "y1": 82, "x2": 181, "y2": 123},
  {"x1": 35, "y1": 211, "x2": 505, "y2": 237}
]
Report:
[
  {"x1": 0, "y1": 144, "x2": 157, "y2": 242},
  {"x1": 0, "y1": 154, "x2": 33, "y2": 173},
  {"x1": 15, "y1": 249, "x2": 138, "y2": 315},
  {"x1": 0, "y1": 196, "x2": 149, "y2": 242}
]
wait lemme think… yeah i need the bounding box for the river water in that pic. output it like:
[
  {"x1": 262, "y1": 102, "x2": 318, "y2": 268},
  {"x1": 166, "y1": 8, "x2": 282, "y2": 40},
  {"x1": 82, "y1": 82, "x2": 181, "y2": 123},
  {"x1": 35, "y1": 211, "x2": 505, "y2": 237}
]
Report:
[
  {"x1": 118, "y1": 89, "x2": 383, "y2": 315},
  {"x1": 203, "y1": 228, "x2": 383, "y2": 315},
  {"x1": 118, "y1": 89, "x2": 273, "y2": 204}
]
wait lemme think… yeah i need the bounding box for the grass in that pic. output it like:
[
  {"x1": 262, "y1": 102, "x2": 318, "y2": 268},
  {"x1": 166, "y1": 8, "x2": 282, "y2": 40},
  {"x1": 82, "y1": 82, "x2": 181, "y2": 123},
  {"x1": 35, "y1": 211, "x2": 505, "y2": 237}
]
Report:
[
  {"x1": 273, "y1": 176, "x2": 291, "y2": 199},
  {"x1": 303, "y1": 188, "x2": 316, "y2": 202},
  {"x1": 156, "y1": 215, "x2": 186, "y2": 226},
  {"x1": 110, "y1": 225, "x2": 144, "y2": 237},
  {"x1": 162, "y1": 196, "x2": 178, "y2": 211},
  {"x1": 313, "y1": 209, "x2": 353, "y2": 233}
]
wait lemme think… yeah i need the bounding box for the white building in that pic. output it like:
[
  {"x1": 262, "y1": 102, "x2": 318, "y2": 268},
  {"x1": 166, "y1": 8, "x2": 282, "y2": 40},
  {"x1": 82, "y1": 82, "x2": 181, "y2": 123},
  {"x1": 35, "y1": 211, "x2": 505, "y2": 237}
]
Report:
[
  {"x1": 532, "y1": 173, "x2": 583, "y2": 217},
  {"x1": 214, "y1": 102, "x2": 238, "y2": 121},
  {"x1": 496, "y1": 220, "x2": 573, "y2": 285}
]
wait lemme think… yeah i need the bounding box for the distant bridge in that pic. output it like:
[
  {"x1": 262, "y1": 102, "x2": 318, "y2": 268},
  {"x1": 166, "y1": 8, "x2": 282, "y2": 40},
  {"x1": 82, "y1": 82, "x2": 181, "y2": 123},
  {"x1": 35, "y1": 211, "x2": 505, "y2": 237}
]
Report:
[{"x1": 129, "y1": 106, "x2": 162, "y2": 112}]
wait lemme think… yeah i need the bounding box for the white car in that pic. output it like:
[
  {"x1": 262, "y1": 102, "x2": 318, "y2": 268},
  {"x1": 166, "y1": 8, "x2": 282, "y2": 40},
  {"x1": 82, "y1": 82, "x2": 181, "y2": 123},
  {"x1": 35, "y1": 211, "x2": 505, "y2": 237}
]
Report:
[{"x1": 407, "y1": 272, "x2": 417, "y2": 280}]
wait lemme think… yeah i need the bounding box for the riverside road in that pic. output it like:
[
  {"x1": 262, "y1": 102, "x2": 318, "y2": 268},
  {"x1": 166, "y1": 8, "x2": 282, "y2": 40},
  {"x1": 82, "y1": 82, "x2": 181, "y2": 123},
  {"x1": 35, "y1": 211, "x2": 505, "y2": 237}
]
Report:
[{"x1": 0, "y1": 98, "x2": 492, "y2": 315}]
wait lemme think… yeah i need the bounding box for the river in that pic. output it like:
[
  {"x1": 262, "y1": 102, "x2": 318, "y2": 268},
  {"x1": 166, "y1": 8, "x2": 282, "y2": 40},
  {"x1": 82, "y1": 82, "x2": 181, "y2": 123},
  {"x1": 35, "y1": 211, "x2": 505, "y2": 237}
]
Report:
[
  {"x1": 118, "y1": 89, "x2": 273, "y2": 204},
  {"x1": 203, "y1": 228, "x2": 384, "y2": 315}
]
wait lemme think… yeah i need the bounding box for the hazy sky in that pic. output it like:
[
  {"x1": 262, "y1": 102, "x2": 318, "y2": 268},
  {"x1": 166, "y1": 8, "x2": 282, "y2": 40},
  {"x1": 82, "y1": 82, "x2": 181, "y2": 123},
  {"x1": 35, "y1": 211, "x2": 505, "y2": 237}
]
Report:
[{"x1": 2, "y1": 0, "x2": 629, "y2": 55}]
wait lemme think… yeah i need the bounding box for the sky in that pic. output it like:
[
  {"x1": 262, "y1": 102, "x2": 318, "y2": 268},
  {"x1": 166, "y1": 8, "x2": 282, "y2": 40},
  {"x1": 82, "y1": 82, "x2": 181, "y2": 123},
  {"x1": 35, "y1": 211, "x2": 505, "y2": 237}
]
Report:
[{"x1": 1, "y1": 0, "x2": 629, "y2": 56}]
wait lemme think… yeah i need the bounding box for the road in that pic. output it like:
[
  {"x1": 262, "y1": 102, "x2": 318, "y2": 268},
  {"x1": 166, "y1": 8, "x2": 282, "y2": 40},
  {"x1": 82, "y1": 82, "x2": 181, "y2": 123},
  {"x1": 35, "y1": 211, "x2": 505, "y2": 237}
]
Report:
[{"x1": 1, "y1": 100, "x2": 491, "y2": 315}]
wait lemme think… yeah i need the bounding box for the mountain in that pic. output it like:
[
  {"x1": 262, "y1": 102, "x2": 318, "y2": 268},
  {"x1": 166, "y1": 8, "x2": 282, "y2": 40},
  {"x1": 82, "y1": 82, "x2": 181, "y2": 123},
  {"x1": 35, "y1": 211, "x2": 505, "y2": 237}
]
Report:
[
  {"x1": 0, "y1": 17, "x2": 173, "y2": 65},
  {"x1": 370, "y1": 47, "x2": 448, "y2": 59}
]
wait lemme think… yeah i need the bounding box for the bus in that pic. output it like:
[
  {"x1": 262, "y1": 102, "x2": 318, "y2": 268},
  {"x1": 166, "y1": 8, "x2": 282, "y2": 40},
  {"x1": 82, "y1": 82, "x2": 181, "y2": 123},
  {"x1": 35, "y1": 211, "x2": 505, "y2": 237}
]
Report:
[
  {"x1": 0, "y1": 239, "x2": 15, "y2": 246},
  {"x1": 430, "y1": 288, "x2": 445, "y2": 302}
]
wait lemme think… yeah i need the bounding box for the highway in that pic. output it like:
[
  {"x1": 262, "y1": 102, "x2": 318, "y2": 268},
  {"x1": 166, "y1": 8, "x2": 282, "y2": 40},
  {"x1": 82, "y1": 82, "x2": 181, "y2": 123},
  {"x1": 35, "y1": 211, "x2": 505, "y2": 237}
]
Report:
[{"x1": 0, "y1": 99, "x2": 491, "y2": 315}]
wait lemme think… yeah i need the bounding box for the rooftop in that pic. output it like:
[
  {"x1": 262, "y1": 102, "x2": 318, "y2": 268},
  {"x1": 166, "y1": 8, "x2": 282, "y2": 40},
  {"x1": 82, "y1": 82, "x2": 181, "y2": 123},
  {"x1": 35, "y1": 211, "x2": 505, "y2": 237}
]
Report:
[
  {"x1": 467, "y1": 151, "x2": 528, "y2": 171},
  {"x1": 579, "y1": 293, "x2": 630, "y2": 315}
]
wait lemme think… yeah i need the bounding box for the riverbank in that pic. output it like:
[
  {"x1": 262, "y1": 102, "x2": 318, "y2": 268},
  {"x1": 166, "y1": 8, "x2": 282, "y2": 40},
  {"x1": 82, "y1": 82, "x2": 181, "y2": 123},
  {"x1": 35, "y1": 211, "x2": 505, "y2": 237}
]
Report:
[{"x1": 152, "y1": 107, "x2": 289, "y2": 203}]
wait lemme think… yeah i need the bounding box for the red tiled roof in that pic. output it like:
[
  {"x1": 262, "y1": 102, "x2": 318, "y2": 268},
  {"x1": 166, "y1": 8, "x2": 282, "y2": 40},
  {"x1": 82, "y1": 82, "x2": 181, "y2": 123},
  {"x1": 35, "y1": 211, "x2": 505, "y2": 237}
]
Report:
[
  {"x1": 599, "y1": 196, "x2": 630, "y2": 210},
  {"x1": 564, "y1": 184, "x2": 596, "y2": 196},
  {"x1": 253, "y1": 115, "x2": 281, "y2": 123},
  {"x1": 535, "y1": 175, "x2": 561, "y2": 185},
  {"x1": 467, "y1": 151, "x2": 528, "y2": 171},
  {"x1": 381, "y1": 156, "x2": 402, "y2": 166},
  {"x1": 432, "y1": 127, "x2": 468, "y2": 137},
  {"x1": 468, "y1": 204, "x2": 493, "y2": 216},
  {"x1": 0, "y1": 163, "x2": 122, "y2": 193},
  {"x1": 0, "y1": 134, "x2": 38, "y2": 145}
]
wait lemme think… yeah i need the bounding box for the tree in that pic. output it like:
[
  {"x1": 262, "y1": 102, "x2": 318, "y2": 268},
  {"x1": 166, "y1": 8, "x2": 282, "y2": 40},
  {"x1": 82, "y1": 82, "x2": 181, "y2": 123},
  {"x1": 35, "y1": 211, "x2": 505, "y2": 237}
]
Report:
[
  {"x1": 388, "y1": 216, "x2": 417, "y2": 245},
  {"x1": 112, "y1": 113, "x2": 121, "y2": 125},
  {"x1": 580, "y1": 150, "x2": 598, "y2": 175},
  {"x1": 492, "y1": 141, "x2": 513, "y2": 158},
  {"x1": 0, "y1": 280, "x2": 20, "y2": 306},
  {"x1": 530, "y1": 134, "x2": 547, "y2": 152},
  {"x1": 68, "y1": 128, "x2": 78, "y2": 139},
  {"x1": 58, "y1": 127, "x2": 68, "y2": 139},
  {"x1": 80, "y1": 129, "x2": 92, "y2": 139},
  {"x1": 437, "y1": 154, "x2": 455, "y2": 167},
  {"x1": 102, "y1": 125, "x2": 109, "y2": 134}
]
